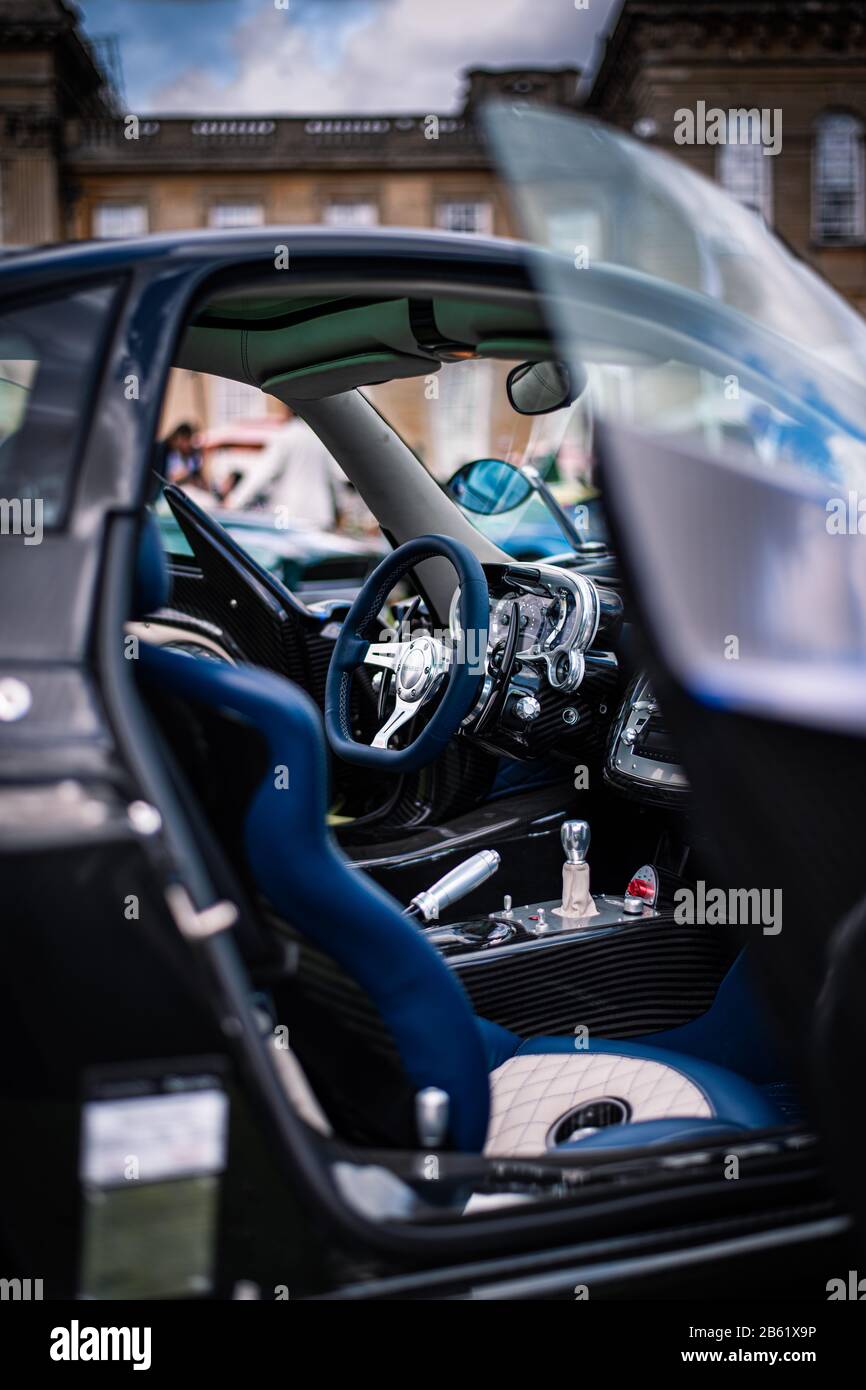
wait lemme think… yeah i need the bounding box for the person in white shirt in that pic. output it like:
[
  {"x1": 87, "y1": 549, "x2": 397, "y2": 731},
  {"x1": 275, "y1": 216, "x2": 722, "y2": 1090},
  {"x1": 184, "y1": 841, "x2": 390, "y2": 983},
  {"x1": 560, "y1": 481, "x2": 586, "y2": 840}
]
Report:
[{"x1": 222, "y1": 406, "x2": 344, "y2": 529}]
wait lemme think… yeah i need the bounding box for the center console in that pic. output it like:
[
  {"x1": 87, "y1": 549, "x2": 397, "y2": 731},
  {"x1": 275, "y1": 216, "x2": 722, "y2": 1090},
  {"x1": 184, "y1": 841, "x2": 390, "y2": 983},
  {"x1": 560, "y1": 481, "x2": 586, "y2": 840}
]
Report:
[
  {"x1": 425, "y1": 892, "x2": 654, "y2": 959},
  {"x1": 425, "y1": 819, "x2": 659, "y2": 962},
  {"x1": 421, "y1": 821, "x2": 735, "y2": 1040}
]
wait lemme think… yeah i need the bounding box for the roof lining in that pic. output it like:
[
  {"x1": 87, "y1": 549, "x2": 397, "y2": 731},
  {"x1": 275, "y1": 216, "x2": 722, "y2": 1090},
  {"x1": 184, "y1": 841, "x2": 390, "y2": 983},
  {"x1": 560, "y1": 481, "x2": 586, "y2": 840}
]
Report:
[{"x1": 176, "y1": 274, "x2": 556, "y2": 398}]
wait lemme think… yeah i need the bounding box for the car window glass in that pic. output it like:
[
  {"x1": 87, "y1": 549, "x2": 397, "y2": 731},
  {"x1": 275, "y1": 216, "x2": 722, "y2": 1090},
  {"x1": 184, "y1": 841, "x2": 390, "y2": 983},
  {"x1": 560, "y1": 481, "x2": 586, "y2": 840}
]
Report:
[
  {"x1": 366, "y1": 358, "x2": 603, "y2": 559},
  {"x1": 150, "y1": 369, "x2": 385, "y2": 594},
  {"x1": 483, "y1": 105, "x2": 866, "y2": 493},
  {"x1": 0, "y1": 283, "x2": 118, "y2": 526}
]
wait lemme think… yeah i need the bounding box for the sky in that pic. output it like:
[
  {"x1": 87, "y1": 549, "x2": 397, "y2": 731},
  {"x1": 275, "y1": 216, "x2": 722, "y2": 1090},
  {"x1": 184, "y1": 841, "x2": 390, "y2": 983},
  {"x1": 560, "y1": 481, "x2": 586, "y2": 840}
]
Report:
[{"x1": 76, "y1": 0, "x2": 621, "y2": 115}]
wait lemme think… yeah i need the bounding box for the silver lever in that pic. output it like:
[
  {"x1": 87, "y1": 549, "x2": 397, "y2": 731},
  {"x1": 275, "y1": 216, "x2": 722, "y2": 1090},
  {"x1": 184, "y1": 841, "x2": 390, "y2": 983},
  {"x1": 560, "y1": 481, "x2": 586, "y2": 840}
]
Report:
[
  {"x1": 561, "y1": 819, "x2": 590, "y2": 864},
  {"x1": 416, "y1": 1087, "x2": 450, "y2": 1147},
  {"x1": 406, "y1": 849, "x2": 500, "y2": 923}
]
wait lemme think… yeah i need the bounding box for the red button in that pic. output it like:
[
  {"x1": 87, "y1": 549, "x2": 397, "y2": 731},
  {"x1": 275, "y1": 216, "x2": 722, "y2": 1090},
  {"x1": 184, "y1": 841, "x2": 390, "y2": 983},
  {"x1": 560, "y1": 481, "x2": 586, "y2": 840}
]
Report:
[{"x1": 626, "y1": 877, "x2": 655, "y2": 901}]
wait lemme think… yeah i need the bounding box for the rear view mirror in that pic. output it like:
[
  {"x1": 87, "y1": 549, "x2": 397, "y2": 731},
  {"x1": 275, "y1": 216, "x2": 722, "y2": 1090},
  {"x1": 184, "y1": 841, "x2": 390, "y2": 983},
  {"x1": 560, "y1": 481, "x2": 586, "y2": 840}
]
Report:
[{"x1": 506, "y1": 359, "x2": 583, "y2": 415}]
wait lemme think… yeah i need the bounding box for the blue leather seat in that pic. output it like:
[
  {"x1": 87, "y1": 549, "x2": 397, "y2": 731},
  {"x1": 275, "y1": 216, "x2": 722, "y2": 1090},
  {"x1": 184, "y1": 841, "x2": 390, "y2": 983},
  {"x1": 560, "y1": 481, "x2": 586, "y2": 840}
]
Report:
[{"x1": 133, "y1": 516, "x2": 782, "y2": 1154}]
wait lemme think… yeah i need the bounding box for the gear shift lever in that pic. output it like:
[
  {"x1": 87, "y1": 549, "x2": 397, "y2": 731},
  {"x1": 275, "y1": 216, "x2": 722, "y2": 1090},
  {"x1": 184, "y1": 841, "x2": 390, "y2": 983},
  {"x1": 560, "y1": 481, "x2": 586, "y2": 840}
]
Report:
[
  {"x1": 562, "y1": 819, "x2": 591, "y2": 865},
  {"x1": 552, "y1": 819, "x2": 598, "y2": 922}
]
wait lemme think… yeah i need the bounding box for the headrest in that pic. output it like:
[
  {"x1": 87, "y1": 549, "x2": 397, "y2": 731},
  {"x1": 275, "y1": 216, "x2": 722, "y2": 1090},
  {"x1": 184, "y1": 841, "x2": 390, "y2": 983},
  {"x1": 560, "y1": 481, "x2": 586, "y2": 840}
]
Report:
[{"x1": 132, "y1": 512, "x2": 171, "y2": 618}]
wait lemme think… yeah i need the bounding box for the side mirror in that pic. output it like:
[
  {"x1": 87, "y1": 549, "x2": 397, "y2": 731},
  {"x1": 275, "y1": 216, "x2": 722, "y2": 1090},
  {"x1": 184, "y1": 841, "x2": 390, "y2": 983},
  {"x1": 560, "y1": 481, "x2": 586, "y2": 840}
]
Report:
[
  {"x1": 445, "y1": 457, "x2": 532, "y2": 516},
  {"x1": 506, "y1": 359, "x2": 584, "y2": 415}
]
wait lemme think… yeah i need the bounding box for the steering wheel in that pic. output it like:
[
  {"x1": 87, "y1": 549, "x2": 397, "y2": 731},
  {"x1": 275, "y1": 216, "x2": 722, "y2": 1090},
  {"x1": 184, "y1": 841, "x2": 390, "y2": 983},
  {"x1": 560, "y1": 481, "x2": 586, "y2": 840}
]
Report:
[{"x1": 324, "y1": 534, "x2": 489, "y2": 771}]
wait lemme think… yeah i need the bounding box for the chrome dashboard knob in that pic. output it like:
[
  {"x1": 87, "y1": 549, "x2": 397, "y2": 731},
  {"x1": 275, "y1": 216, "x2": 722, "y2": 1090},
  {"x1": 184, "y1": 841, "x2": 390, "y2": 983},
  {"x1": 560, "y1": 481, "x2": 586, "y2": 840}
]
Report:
[
  {"x1": 514, "y1": 694, "x2": 541, "y2": 722},
  {"x1": 561, "y1": 819, "x2": 590, "y2": 864}
]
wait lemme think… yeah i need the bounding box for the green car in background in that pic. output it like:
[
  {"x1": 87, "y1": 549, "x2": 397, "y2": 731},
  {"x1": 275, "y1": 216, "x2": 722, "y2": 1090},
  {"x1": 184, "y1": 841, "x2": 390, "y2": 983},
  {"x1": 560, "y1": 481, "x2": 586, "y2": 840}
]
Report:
[{"x1": 155, "y1": 502, "x2": 385, "y2": 605}]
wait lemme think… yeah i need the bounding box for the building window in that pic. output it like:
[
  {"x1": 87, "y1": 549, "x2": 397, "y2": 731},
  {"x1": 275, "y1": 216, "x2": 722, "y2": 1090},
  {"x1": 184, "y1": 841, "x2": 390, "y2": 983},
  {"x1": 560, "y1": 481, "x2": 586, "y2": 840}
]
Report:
[
  {"x1": 716, "y1": 143, "x2": 773, "y2": 224},
  {"x1": 436, "y1": 200, "x2": 494, "y2": 236},
  {"x1": 208, "y1": 203, "x2": 265, "y2": 229},
  {"x1": 322, "y1": 200, "x2": 379, "y2": 228},
  {"x1": 92, "y1": 203, "x2": 149, "y2": 239},
  {"x1": 813, "y1": 113, "x2": 865, "y2": 243},
  {"x1": 211, "y1": 376, "x2": 263, "y2": 423}
]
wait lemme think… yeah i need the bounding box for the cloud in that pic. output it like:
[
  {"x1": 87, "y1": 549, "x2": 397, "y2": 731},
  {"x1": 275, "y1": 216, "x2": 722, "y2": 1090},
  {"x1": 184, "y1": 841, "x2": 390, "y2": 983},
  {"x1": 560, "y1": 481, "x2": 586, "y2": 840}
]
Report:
[{"x1": 147, "y1": 0, "x2": 618, "y2": 114}]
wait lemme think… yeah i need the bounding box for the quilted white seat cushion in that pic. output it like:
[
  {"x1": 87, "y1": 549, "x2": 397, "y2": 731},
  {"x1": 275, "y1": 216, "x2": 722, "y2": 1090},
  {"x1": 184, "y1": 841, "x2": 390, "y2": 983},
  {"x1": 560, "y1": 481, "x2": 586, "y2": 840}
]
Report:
[{"x1": 484, "y1": 1051, "x2": 713, "y2": 1157}]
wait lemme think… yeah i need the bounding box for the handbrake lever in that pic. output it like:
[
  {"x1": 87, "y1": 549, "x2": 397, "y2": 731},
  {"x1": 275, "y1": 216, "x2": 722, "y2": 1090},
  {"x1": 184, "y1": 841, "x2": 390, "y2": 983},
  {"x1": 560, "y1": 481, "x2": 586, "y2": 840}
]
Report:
[{"x1": 404, "y1": 849, "x2": 500, "y2": 923}]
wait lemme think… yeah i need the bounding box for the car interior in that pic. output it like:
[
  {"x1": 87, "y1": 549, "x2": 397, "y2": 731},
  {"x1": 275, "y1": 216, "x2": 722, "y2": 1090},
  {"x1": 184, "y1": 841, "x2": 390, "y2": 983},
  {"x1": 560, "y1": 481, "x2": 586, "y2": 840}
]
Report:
[{"x1": 128, "y1": 270, "x2": 799, "y2": 1209}]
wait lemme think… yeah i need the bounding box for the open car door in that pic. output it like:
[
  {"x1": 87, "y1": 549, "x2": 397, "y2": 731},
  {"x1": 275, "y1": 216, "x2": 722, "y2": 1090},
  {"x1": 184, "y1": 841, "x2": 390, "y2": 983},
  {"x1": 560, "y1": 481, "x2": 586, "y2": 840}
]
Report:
[{"x1": 484, "y1": 102, "x2": 866, "y2": 1256}]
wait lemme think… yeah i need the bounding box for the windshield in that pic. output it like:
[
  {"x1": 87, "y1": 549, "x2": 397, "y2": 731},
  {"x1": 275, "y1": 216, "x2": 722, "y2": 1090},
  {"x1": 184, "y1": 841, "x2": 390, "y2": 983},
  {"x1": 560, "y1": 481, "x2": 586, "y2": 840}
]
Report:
[
  {"x1": 366, "y1": 356, "x2": 605, "y2": 560},
  {"x1": 482, "y1": 104, "x2": 866, "y2": 493}
]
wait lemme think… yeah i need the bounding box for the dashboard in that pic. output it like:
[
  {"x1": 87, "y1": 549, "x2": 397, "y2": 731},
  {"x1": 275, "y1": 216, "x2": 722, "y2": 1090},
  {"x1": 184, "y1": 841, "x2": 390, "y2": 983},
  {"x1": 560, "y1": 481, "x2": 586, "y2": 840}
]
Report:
[
  {"x1": 485, "y1": 567, "x2": 603, "y2": 691},
  {"x1": 448, "y1": 561, "x2": 689, "y2": 804},
  {"x1": 138, "y1": 555, "x2": 688, "y2": 809},
  {"x1": 451, "y1": 561, "x2": 623, "y2": 758},
  {"x1": 605, "y1": 672, "x2": 689, "y2": 804}
]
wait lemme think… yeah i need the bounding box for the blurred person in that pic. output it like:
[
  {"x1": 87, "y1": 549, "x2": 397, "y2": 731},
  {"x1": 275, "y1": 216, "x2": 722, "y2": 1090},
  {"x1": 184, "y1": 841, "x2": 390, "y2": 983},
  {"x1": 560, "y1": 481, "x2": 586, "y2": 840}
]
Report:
[
  {"x1": 221, "y1": 404, "x2": 344, "y2": 529},
  {"x1": 155, "y1": 422, "x2": 208, "y2": 492}
]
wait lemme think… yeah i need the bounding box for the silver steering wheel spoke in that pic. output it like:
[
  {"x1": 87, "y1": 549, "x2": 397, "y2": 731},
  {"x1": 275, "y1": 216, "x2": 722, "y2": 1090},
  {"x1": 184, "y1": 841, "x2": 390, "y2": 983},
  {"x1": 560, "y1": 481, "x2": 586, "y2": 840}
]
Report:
[
  {"x1": 371, "y1": 695, "x2": 417, "y2": 749},
  {"x1": 365, "y1": 632, "x2": 451, "y2": 749},
  {"x1": 363, "y1": 640, "x2": 409, "y2": 673}
]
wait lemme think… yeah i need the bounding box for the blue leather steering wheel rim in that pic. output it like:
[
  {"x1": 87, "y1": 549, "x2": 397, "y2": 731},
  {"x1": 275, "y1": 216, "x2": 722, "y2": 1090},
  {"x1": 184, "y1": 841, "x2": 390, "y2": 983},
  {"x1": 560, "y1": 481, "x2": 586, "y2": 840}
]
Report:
[{"x1": 324, "y1": 534, "x2": 489, "y2": 770}]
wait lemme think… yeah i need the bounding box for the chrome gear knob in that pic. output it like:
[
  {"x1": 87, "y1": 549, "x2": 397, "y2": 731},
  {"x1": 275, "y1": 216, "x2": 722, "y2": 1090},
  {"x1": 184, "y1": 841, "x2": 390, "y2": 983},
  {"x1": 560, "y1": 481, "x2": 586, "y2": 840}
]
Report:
[{"x1": 561, "y1": 819, "x2": 590, "y2": 864}]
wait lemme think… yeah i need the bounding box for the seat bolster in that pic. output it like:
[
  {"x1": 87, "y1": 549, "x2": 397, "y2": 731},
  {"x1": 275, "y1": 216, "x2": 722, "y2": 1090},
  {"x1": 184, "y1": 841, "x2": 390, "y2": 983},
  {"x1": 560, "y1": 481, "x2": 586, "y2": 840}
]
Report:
[
  {"x1": 558, "y1": 1117, "x2": 748, "y2": 1151},
  {"x1": 133, "y1": 514, "x2": 171, "y2": 618},
  {"x1": 515, "y1": 1036, "x2": 783, "y2": 1128},
  {"x1": 476, "y1": 1016, "x2": 521, "y2": 1071}
]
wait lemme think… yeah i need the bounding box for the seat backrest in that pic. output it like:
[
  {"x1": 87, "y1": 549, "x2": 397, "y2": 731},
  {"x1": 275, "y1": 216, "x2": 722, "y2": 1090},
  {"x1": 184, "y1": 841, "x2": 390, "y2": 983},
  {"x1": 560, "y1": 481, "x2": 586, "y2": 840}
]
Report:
[{"x1": 133, "y1": 515, "x2": 490, "y2": 1151}]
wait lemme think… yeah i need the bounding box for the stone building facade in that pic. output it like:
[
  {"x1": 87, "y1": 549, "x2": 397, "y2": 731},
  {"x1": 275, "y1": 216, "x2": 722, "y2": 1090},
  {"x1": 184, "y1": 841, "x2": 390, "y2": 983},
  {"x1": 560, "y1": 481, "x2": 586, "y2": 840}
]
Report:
[
  {"x1": 588, "y1": 0, "x2": 866, "y2": 314},
  {"x1": 2, "y1": 0, "x2": 865, "y2": 444}
]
